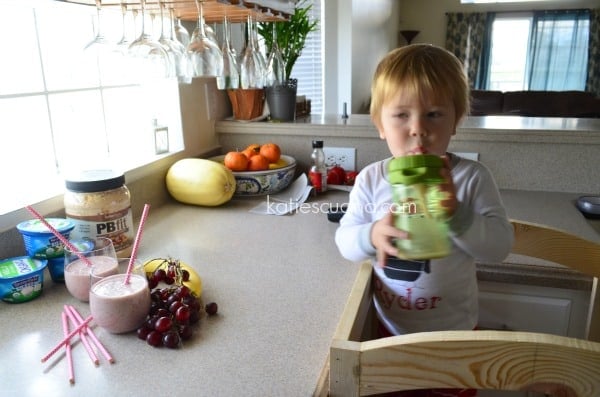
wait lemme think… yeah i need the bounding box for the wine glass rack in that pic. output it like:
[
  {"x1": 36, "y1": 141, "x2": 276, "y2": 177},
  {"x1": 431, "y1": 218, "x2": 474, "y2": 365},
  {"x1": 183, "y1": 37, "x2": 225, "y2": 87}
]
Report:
[{"x1": 56, "y1": 0, "x2": 292, "y2": 23}]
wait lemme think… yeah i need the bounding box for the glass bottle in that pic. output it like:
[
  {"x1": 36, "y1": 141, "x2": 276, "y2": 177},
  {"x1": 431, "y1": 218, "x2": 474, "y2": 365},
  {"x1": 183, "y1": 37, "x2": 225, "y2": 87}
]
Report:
[{"x1": 309, "y1": 140, "x2": 327, "y2": 193}]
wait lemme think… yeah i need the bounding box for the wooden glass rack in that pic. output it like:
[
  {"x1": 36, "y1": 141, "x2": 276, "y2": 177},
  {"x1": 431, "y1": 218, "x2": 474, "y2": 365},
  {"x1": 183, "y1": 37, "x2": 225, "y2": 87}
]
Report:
[{"x1": 57, "y1": 0, "x2": 291, "y2": 23}]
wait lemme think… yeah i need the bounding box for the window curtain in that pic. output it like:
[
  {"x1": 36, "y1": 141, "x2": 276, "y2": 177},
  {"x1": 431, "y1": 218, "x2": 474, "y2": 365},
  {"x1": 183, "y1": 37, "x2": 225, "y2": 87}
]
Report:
[
  {"x1": 586, "y1": 9, "x2": 600, "y2": 96},
  {"x1": 527, "y1": 9, "x2": 590, "y2": 91},
  {"x1": 445, "y1": 12, "x2": 489, "y2": 88}
]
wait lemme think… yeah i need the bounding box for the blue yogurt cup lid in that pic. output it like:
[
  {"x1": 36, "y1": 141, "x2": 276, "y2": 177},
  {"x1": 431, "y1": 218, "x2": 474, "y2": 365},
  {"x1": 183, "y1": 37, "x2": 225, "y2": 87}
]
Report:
[{"x1": 16, "y1": 218, "x2": 74, "y2": 236}]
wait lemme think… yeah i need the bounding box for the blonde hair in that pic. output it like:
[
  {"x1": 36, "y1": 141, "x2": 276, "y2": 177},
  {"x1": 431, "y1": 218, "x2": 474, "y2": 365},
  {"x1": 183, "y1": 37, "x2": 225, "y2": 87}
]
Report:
[{"x1": 370, "y1": 44, "x2": 470, "y2": 129}]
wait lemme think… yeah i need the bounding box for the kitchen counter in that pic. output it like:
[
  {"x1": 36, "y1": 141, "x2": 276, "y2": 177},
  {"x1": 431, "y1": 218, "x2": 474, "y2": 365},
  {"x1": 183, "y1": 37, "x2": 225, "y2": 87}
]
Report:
[
  {"x1": 1, "y1": 189, "x2": 599, "y2": 397},
  {"x1": 1, "y1": 191, "x2": 356, "y2": 397}
]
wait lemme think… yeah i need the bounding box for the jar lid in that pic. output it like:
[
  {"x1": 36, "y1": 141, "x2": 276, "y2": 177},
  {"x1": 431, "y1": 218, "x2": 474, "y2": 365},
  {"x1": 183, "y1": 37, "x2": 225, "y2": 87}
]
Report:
[
  {"x1": 312, "y1": 140, "x2": 324, "y2": 149},
  {"x1": 65, "y1": 170, "x2": 125, "y2": 193}
]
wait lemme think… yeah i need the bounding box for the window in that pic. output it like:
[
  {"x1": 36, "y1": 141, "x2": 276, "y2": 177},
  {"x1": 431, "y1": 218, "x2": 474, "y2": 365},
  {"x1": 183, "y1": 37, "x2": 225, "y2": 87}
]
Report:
[
  {"x1": 487, "y1": 16, "x2": 532, "y2": 91},
  {"x1": 485, "y1": 10, "x2": 590, "y2": 91},
  {"x1": 0, "y1": 1, "x2": 183, "y2": 215}
]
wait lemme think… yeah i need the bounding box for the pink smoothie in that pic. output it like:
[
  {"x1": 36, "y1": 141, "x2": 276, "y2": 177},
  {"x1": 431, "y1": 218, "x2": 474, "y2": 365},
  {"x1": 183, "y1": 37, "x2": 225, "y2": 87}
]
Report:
[
  {"x1": 89, "y1": 274, "x2": 150, "y2": 334},
  {"x1": 64, "y1": 255, "x2": 118, "y2": 302}
]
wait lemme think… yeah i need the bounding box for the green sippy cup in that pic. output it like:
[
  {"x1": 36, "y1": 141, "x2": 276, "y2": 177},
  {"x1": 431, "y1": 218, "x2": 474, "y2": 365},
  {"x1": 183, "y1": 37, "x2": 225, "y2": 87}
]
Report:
[{"x1": 387, "y1": 155, "x2": 451, "y2": 259}]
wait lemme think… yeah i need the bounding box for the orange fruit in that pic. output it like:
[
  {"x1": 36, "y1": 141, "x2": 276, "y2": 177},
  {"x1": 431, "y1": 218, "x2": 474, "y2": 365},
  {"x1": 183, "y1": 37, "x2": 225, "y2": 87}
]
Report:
[
  {"x1": 260, "y1": 142, "x2": 281, "y2": 163},
  {"x1": 243, "y1": 143, "x2": 261, "y2": 159},
  {"x1": 247, "y1": 154, "x2": 269, "y2": 171},
  {"x1": 223, "y1": 151, "x2": 248, "y2": 171}
]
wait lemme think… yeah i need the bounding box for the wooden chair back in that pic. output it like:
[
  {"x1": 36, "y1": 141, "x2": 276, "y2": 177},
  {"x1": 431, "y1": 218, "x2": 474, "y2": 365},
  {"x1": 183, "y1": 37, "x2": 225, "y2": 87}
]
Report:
[{"x1": 316, "y1": 220, "x2": 600, "y2": 397}]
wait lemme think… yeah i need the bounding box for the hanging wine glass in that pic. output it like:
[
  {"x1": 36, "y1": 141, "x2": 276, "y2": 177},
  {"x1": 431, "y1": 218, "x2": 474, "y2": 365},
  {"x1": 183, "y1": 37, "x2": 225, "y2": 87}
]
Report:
[
  {"x1": 128, "y1": 0, "x2": 172, "y2": 81},
  {"x1": 174, "y1": 16, "x2": 190, "y2": 48},
  {"x1": 115, "y1": 1, "x2": 134, "y2": 52},
  {"x1": 157, "y1": 0, "x2": 191, "y2": 82},
  {"x1": 82, "y1": 0, "x2": 116, "y2": 83},
  {"x1": 167, "y1": 7, "x2": 193, "y2": 84},
  {"x1": 240, "y1": 15, "x2": 266, "y2": 89},
  {"x1": 219, "y1": 16, "x2": 239, "y2": 89},
  {"x1": 265, "y1": 23, "x2": 285, "y2": 87},
  {"x1": 107, "y1": 2, "x2": 136, "y2": 83},
  {"x1": 188, "y1": 0, "x2": 223, "y2": 80},
  {"x1": 83, "y1": 0, "x2": 109, "y2": 51},
  {"x1": 251, "y1": 16, "x2": 266, "y2": 85}
]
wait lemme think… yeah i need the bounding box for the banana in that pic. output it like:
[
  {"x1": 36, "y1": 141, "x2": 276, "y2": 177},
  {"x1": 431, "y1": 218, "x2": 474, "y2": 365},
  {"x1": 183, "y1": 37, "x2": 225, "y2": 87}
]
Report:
[
  {"x1": 143, "y1": 258, "x2": 203, "y2": 297},
  {"x1": 268, "y1": 158, "x2": 288, "y2": 169}
]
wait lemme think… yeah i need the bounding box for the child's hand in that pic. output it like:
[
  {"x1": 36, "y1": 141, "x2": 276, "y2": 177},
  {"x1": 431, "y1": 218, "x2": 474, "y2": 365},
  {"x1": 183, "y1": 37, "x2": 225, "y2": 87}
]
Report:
[
  {"x1": 371, "y1": 211, "x2": 408, "y2": 267},
  {"x1": 439, "y1": 155, "x2": 457, "y2": 217}
]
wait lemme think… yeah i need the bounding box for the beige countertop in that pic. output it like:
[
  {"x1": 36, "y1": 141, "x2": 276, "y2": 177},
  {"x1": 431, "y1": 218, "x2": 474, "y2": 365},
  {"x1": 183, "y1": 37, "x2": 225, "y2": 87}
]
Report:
[{"x1": 1, "y1": 188, "x2": 599, "y2": 397}]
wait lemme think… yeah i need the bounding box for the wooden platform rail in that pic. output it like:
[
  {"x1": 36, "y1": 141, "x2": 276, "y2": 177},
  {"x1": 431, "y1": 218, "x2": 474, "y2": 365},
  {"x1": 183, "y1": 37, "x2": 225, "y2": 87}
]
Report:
[{"x1": 315, "y1": 220, "x2": 600, "y2": 397}]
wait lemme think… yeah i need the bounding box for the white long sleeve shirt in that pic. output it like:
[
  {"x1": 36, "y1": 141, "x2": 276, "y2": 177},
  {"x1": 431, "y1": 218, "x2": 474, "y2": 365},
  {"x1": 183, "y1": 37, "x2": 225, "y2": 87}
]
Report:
[{"x1": 335, "y1": 153, "x2": 514, "y2": 334}]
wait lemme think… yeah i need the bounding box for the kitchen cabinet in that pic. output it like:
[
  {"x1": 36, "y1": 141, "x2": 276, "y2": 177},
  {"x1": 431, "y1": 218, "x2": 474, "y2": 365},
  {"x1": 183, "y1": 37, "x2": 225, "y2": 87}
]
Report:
[
  {"x1": 59, "y1": 0, "x2": 292, "y2": 23},
  {"x1": 478, "y1": 280, "x2": 590, "y2": 338}
]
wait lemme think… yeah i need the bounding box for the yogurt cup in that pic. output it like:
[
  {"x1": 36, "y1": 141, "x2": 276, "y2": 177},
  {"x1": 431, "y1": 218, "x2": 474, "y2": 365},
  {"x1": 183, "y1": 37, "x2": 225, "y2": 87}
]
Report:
[
  {"x1": 16, "y1": 218, "x2": 74, "y2": 283},
  {"x1": 0, "y1": 256, "x2": 47, "y2": 303}
]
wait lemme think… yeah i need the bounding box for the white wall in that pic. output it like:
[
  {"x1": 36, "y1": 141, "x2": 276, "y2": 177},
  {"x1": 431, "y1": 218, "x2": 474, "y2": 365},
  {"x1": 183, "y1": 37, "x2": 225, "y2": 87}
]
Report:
[{"x1": 323, "y1": 0, "x2": 401, "y2": 115}]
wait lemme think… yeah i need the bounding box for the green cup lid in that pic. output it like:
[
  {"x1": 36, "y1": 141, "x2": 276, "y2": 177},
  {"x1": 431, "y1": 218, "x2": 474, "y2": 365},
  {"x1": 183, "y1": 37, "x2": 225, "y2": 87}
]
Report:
[{"x1": 388, "y1": 155, "x2": 445, "y2": 185}]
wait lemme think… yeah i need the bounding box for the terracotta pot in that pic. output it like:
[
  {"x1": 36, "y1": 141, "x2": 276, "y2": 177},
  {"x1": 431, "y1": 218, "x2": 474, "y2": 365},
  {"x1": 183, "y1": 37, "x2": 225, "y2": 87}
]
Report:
[{"x1": 227, "y1": 89, "x2": 265, "y2": 120}]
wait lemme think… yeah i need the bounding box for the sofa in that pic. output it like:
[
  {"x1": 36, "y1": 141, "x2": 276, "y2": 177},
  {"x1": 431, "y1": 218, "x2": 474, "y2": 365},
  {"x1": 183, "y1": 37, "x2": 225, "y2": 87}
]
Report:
[{"x1": 470, "y1": 90, "x2": 600, "y2": 118}]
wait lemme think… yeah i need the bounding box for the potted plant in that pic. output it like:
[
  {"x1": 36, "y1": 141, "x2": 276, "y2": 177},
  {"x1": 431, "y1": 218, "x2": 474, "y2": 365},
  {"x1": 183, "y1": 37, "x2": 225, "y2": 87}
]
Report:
[{"x1": 258, "y1": 0, "x2": 318, "y2": 121}]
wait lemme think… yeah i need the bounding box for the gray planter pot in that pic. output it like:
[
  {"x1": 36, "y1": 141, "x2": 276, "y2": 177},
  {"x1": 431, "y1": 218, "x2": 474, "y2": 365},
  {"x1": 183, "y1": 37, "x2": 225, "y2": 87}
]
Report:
[{"x1": 266, "y1": 79, "x2": 297, "y2": 122}]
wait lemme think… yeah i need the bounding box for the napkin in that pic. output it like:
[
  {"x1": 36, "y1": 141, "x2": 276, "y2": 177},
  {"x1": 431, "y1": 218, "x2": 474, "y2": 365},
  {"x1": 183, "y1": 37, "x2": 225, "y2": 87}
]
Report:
[{"x1": 249, "y1": 174, "x2": 313, "y2": 216}]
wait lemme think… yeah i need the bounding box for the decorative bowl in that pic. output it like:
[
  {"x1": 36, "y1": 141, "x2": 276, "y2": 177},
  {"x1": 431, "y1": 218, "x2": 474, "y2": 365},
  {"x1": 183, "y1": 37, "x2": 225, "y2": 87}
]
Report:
[{"x1": 210, "y1": 154, "x2": 297, "y2": 196}]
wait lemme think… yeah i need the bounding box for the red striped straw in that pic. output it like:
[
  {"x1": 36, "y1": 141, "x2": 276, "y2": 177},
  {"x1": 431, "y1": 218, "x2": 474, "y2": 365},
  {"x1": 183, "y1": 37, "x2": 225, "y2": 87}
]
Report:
[
  {"x1": 66, "y1": 305, "x2": 114, "y2": 364},
  {"x1": 63, "y1": 306, "x2": 98, "y2": 366},
  {"x1": 124, "y1": 204, "x2": 150, "y2": 285},
  {"x1": 25, "y1": 205, "x2": 93, "y2": 267},
  {"x1": 61, "y1": 312, "x2": 75, "y2": 385},
  {"x1": 41, "y1": 315, "x2": 93, "y2": 363}
]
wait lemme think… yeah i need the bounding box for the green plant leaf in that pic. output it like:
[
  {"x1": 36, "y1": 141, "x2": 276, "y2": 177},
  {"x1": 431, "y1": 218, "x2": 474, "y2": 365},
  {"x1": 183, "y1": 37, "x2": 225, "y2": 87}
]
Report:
[{"x1": 258, "y1": 0, "x2": 318, "y2": 81}]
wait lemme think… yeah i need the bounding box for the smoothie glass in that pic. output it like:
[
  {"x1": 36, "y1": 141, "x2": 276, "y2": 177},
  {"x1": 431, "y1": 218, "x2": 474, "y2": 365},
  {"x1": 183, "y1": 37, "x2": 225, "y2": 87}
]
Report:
[
  {"x1": 64, "y1": 237, "x2": 118, "y2": 302},
  {"x1": 89, "y1": 258, "x2": 150, "y2": 334}
]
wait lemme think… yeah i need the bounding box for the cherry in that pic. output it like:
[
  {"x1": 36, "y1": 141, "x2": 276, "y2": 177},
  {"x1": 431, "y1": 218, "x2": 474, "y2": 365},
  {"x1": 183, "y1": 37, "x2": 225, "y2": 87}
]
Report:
[
  {"x1": 169, "y1": 300, "x2": 183, "y2": 314},
  {"x1": 146, "y1": 331, "x2": 163, "y2": 347},
  {"x1": 147, "y1": 277, "x2": 158, "y2": 289},
  {"x1": 153, "y1": 268, "x2": 166, "y2": 282},
  {"x1": 162, "y1": 331, "x2": 180, "y2": 349},
  {"x1": 178, "y1": 324, "x2": 193, "y2": 340},
  {"x1": 205, "y1": 302, "x2": 218, "y2": 316},
  {"x1": 176, "y1": 306, "x2": 191, "y2": 323},
  {"x1": 155, "y1": 316, "x2": 173, "y2": 333},
  {"x1": 137, "y1": 326, "x2": 151, "y2": 340}
]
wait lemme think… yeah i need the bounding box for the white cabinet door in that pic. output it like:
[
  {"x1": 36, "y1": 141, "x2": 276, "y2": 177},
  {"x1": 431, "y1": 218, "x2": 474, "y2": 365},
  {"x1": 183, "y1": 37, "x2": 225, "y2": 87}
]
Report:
[
  {"x1": 478, "y1": 281, "x2": 589, "y2": 338},
  {"x1": 478, "y1": 290, "x2": 571, "y2": 335},
  {"x1": 476, "y1": 281, "x2": 591, "y2": 397}
]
